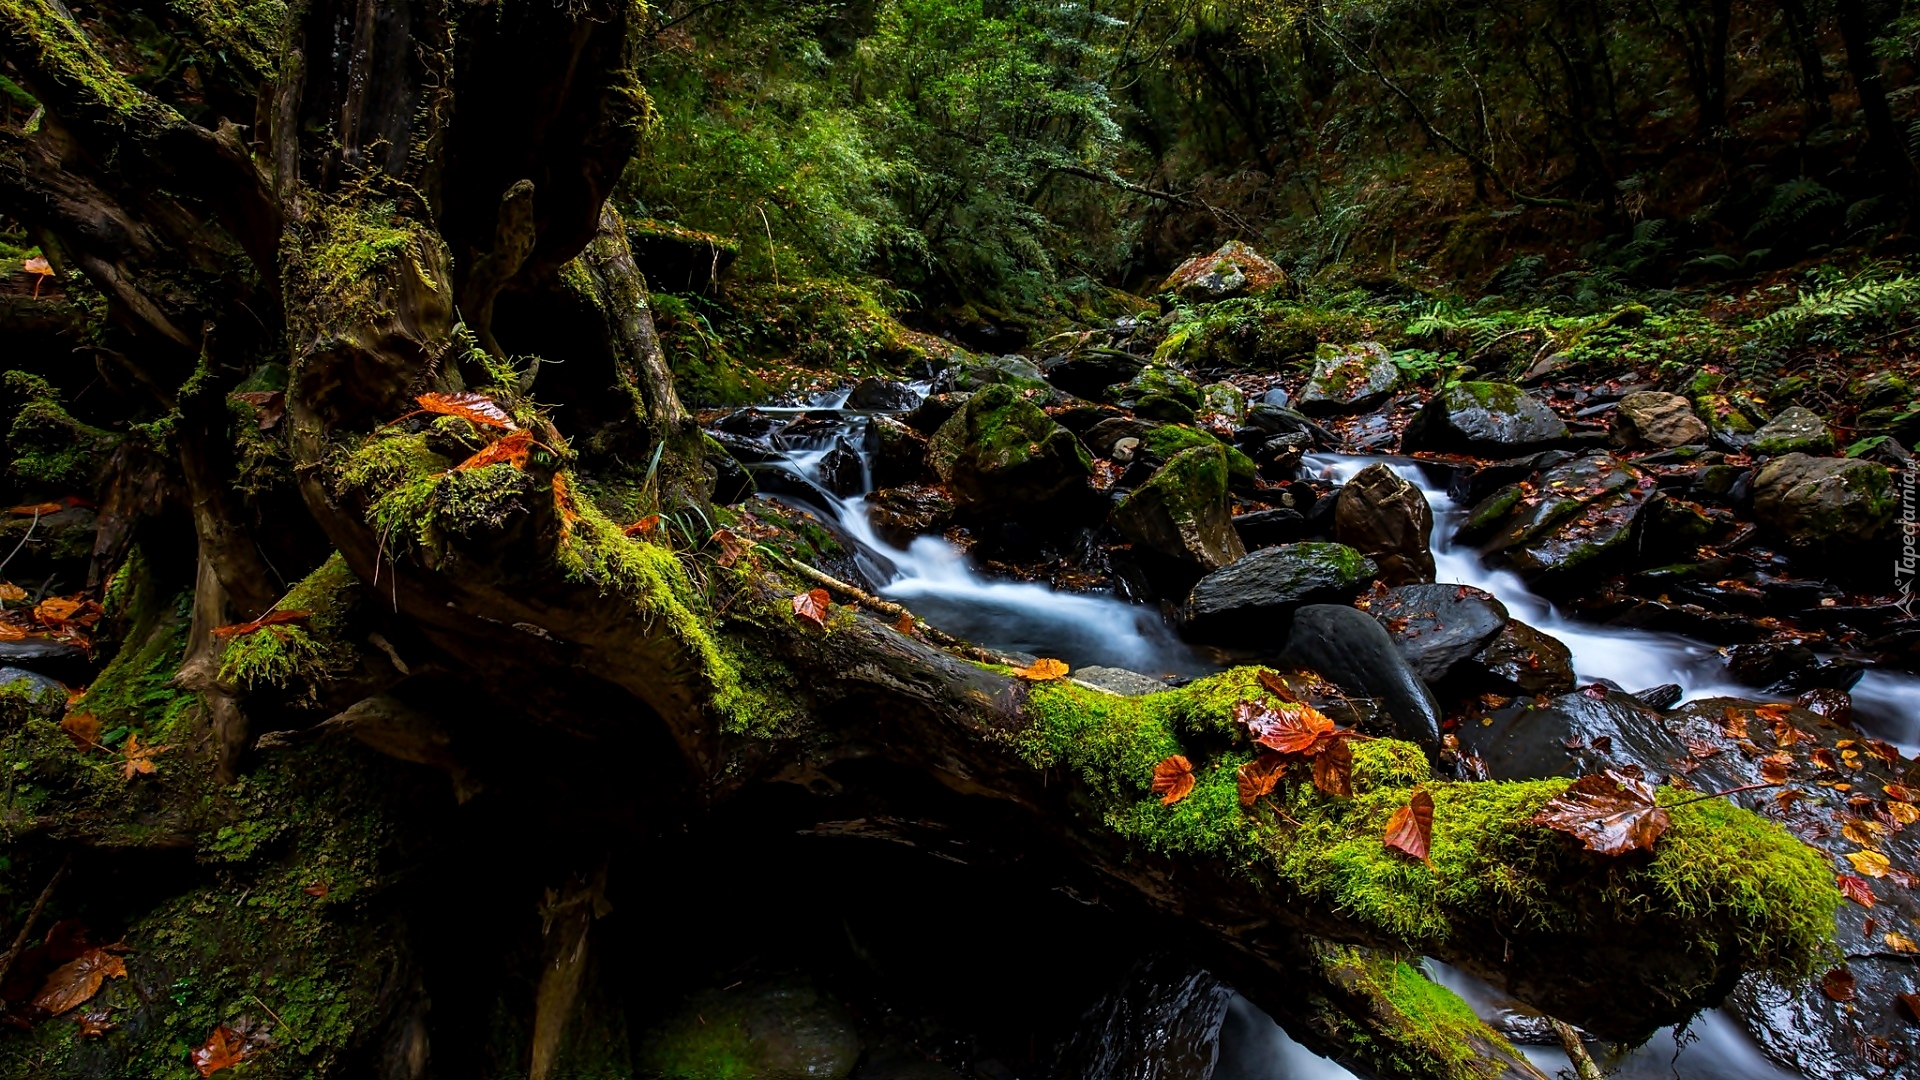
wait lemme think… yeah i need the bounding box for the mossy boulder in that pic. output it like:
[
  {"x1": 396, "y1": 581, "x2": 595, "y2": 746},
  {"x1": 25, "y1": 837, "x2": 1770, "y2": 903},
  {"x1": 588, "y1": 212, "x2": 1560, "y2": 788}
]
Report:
[
  {"x1": 1297, "y1": 342, "x2": 1400, "y2": 414},
  {"x1": 1401, "y1": 382, "x2": 1569, "y2": 457},
  {"x1": 928, "y1": 355, "x2": 1049, "y2": 396},
  {"x1": 1750, "y1": 406, "x2": 1835, "y2": 457},
  {"x1": 1136, "y1": 423, "x2": 1258, "y2": 489},
  {"x1": 1199, "y1": 381, "x2": 1248, "y2": 427},
  {"x1": 1477, "y1": 453, "x2": 1656, "y2": 584},
  {"x1": 927, "y1": 384, "x2": 1091, "y2": 516},
  {"x1": 1110, "y1": 366, "x2": 1203, "y2": 424},
  {"x1": 1111, "y1": 445, "x2": 1246, "y2": 571},
  {"x1": 1691, "y1": 390, "x2": 1769, "y2": 441},
  {"x1": 1157, "y1": 240, "x2": 1287, "y2": 302},
  {"x1": 1751, "y1": 453, "x2": 1894, "y2": 556},
  {"x1": 635, "y1": 978, "x2": 861, "y2": 1080},
  {"x1": 1180, "y1": 542, "x2": 1377, "y2": 643}
]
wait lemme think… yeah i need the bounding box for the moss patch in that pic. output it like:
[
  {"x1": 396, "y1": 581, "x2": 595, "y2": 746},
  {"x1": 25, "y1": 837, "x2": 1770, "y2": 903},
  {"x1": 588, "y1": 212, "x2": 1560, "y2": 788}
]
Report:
[{"x1": 218, "y1": 553, "x2": 361, "y2": 699}]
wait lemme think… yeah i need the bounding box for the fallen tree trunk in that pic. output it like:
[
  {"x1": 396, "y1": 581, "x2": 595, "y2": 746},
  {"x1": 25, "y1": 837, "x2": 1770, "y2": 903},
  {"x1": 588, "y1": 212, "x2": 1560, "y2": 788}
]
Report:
[{"x1": 0, "y1": 1, "x2": 1838, "y2": 1077}]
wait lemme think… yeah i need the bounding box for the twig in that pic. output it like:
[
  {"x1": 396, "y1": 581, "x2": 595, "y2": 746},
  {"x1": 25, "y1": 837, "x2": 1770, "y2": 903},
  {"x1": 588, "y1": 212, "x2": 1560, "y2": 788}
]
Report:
[
  {"x1": 1663, "y1": 780, "x2": 1784, "y2": 809},
  {"x1": 0, "y1": 852, "x2": 73, "y2": 994},
  {"x1": 1550, "y1": 1019, "x2": 1604, "y2": 1080},
  {"x1": 779, "y1": 557, "x2": 1024, "y2": 667},
  {"x1": 0, "y1": 508, "x2": 42, "y2": 583}
]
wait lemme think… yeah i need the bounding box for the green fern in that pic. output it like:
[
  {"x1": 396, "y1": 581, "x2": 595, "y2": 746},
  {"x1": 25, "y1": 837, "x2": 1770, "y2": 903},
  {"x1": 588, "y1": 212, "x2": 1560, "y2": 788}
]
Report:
[
  {"x1": 1753, "y1": 273, "x2": 1920, "y2": 342},
  {"x1": 1747, "y1": 178, "x2": 1842, "y2": 241}
]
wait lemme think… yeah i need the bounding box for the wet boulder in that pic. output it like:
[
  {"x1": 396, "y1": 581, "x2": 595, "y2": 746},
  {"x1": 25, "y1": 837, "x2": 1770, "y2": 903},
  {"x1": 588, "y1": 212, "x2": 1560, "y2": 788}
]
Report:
[
  {"x1": 927, "y1": 385, "x2": 1092, "y2": 516},
  {"x1": 1750, "y1": 406, "x2": 1835, "y2": 457},
  {"x1": 865, "y1": 485, "x2": 955, "y2": 547},
  {"x1": 928, "y1": 355, "x2": 1050, "y2": 396},
  {"x1": 846, "y1": 377, "x2": 921, "y2": 412},
  {"x1": 1136, "y1": 425, "x2": 1257, "y2": 490},
  {"x1": 1081, "y1": 416, "x2": 1156, "y2": 458},
  {"x1": 1111, "y1": 366, "x2": 1203, "y2": 424},
  {"x1": 1296, "y1": 342, "x2": 1400, "y2": 414},
  {"x1": 1401, "y1": 382, "x2": 1570, "y2": 457},
  {"x1": 1111, "y1": 445, "x2": 1246, "y2": 571},
  {"x1": 1464, "y1": 620, "x2": 1575, "y2": 695},
  {"x1": 1180, "y1": 542, "x2": 1376, "y2": 643},
  {"x1": 1477, "y1": 453, "x2": 1657, "y2": 583},
  {"x1": 1331, "y1": 463, "x2": 1436, "y2": 585},
  {"x1": 1157, "y1": 240, "x2": 1287, "y2": 302},
  {"x1": 1611, "y1": 391, "x2": 1708, "y2": 448},
  {"x1": 0, "y1": 638, "x2": 91, "y2": 686},
  {"x1": 864, "y1": 415, "x2": 929, "y2": 489},
  {"x1": 1365, "y1": 583, "x2": 1509, "y2": 683},
  {"x1": 1041, "y1": 348, "x2": 1146, "y2": 400},
  {"x1": 818, "y1": 439, "x2": 865, "y2": 497},
  {"x1": 901, "y1": 392, "x2": 969, "y2": 435},
  {"x1": 1054, "y1": 954, "x2": 1234, "y2": 1080},
  {"x1": 636, "y1": 977, "x2": 862, "y2": 1080},
  {"x1": 1752, "y1": 454, "x2": 1894, "y2": 556},
  {"x1": 1282, "y1": 604, "x2": 1442, "y2": 753},
  {"x1": 1253, "y1": 432, "x2": 1310, "y2": 478},
  {"x1": 1231, "y1": 507, "x2": 1311, "y2": 549}
]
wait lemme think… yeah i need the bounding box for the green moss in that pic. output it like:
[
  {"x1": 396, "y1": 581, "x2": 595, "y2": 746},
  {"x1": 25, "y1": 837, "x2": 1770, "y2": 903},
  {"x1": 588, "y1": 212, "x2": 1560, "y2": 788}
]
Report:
[
  {"x1": 3, "y1": 371, "x2": 116, "y2": 490},
  {"x1": 1312, "y1": 945, "x2": 1518, "y2": 1080},
  {"x1": 165, "y1": 0, "x2": 288, "y2": 76},
  {"x1": 0, "y1": 0, "x2": 170, "y2": 121},
  {"x1": 1015, "y1": 672, "x2": 1837, "y2": 984},
  {"x1": 283, "y1": 196, "x2": 447, "y2": 336},
  {"x1": 1456, "y1": 381, "x2": 1525, "y2": 410},
  {"x1": 1139, "y1": 424, "x2": 1257, "y2": 488},
  {"x1": 217, "y1": 553, "x2": 361, "y2": 698}
]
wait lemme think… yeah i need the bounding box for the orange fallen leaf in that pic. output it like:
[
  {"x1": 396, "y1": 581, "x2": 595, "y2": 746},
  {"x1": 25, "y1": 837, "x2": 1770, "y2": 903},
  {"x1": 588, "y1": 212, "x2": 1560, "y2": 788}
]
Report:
[
  {"x1": 1838, "y1": 874, "x2": 1876, "y2": 908},
  {"x1": 304, "y1": 882, "x2": 330, "y2": 897},
  {"x1": 0, "y1": 622, "x2": 26, "y2": 641},
  {"x1": 1820, "y1": 967, "x2": 1856, "y2": 1002},
  {"x1": 552, "y1": 473, "x2": 579, "y2": 532},
  {"x1": 231, "y1": 390, "x2": 285, "y2": 430},
  {"x1": 1847, "y1": 850, "x2": 1892, "y2": 878},
  {"x1": 1887, "y1": 931, "x2": 1919, "y2": 954},
  {"x1": 31, "y1": 947, "x2": 127, "y2": 1015},
  {"x1": 1256, "y1": 669, "x2": 1297, "y2": 702},
  {"x1": 1312, "y1": 736, "x2": 1353, "y2": 798},
  {"x1": 1844, "y1": 818, "x2": 1887, "y2": 848},
  {"x1": 1236, "y1": 700, "x2": 1337, "y2": 756},
  {"x1": 453, "y1": 429, "x2": 535, "y2": 472},
  {"x1": 708, "y1": 528, "x2": 749, "y2": 567},
  {"x1": 792, "y1": 589, "x2": 830, "y2": 629},
  {"x1": 121, "y1": 732, "x2": 170, "y2": 781},
  {"x1": 1890, "y1": 801, "x2": 1920, "y2": 826},
  {"x1": 414, "y1": 391, "x2": 517, "y2": 430},
  {"x1": 0, "y1": 582, "x2": 26, "y2": 602},
  {"x1": 60, "y1": 712, "x2": 102, "y2": 751},
  {"x1": 623, "y1": 513, "x2": 661, "y2": 539},
  {"x1": 191, "y1": 1026, "x2": 248, "y2": 1076},
  {"x1": 1719, "y1": 707, "x2": 1749, "y2": 740},
  {"x1": 34, "y1": 596, "x2": 97, "y2": 627},
  {"x1": 1013, "y1": 657, "x2": 1069, "y2": 681},
  {"x1": 1384, "y1": 790, "x2": 1434, "y2": 863},
  {"x1": 8, "y1": 502, "x2": 61, "y2": 516},
  {"x1": 211, "y1": 609, "x2": 312, "y2": 638},
  {"x1": 1530, "y1": 770, "x2": 1672, "y2": 856},
  {"x1": 1151, "y1": 755, "x2": 1195, "y2": 806},
  {"x1": 1755, "y1": 702, "x2": 1793, "y2": 721},
  {"x1": 74, "y1": 1008, "x2": 114, "y2": 1036},
  {"x1": 1759, "y1": 751, "x2": 1793, "y2": 785},
  {"x1": 893, "y1": 611, "x2": 916, "y2": 636},
  {"x1": 1237, "y1": 752, "x2": 1286, "y2": 807}
]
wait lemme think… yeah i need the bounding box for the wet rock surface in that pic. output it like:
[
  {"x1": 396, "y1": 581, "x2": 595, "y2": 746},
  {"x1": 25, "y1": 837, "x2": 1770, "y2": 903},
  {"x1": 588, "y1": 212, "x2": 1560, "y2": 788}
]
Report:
[
  {"x1": 1473, "y1": 452, "x2": 1657, "y2": 583},
  {"x1": 1180, "y1": 543, "x2": 1377, "y2": 643},
  {"x1": 1366, "y1": 583, "x2": 1510, "y2": 683},
  {"x1": 927, "y1": 385, "x2": 1091, "y2": 516},
  {"x1": 1282, "y1": 603, "x2": 1443, "y2": 751},
  {"x1": 1751, "y1": 405, "x2": 1836, "y2": 457},
  {"x1": 865, "y1": 415, "x2": 930, "y2": 489},
  {"x1": 1112, "y1": 445, "x2": 1246, "y2": 571},
  {"x1": 1157, "y1": 240, "x2": 1288, "y2": 302},
  {"x1": 1331, "y1": 463, "x2": 1435, "y2": 585},
  {"x1": 1465, "y1": 620, "x2": 1576, "y2": 696},
  {"x1": 1401, "y1": 382, "x2": 1571, "y2": 456},
  {"x1": 1752, "y1": 453, "x2": 1895, "y2": 559}
]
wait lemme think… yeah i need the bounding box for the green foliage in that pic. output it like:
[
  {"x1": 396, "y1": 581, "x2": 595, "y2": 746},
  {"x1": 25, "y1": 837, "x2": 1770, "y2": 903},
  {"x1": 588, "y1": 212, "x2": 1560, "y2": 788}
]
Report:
[{"x1": 2, "y1": 371, "x2": 115, "y2": 492}]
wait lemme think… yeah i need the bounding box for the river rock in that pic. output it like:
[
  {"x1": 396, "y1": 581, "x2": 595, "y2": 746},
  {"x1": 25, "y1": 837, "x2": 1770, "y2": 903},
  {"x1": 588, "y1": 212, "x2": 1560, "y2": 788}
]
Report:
[
  {"x1": 1054, "y1": 954, "x2": 1234, "y2": 1080},
  {"x1": 1296, "y1": 342, "x2": 1400, "y2": 414},
  {"x1": 1200, "y1": 382, "x2": 1247, "y2": 427},
  {"x1": 1466, "y1": 620, "x2": 1575, "y2": 695},
  {"x1": 1282, "y1": 604, "x2": 1442, "y2": 752},
  {"x1": 818, "y1": 439, "x2": 865, "y2": 497},
  {"x1": 1243, "y1": 403, "x2": 1333, "y2": 446},
  {"x1": 927, "y1": 385, "x2": 1091, "y2": 515},
  {"x1": 864, "y1": 415, "x2": 929, "y2": 489},
  {"x1": 1254, "y1": 433, "x2": 1310, "y2": 478},
  {"x1": 1750, "y1": 406, "x2": 1835, "y2": 456},
  {"x1": 1111, "y1": 366, "x2": 1203, "y2": 424},
  {"x1": 1611, "y1": 392, "x2": 1708, "y2": 448},
  {"x1": 635, "y1": 977, "x2": 862, "y2": 1080},
  {"x1": 1401, "y1": 382, "x2": 1570, "y2": 456},
  {"x1": 901, "y1": 392, "x2": 968, "y2": 435},
  {"x1": 1157, "y1": 240, "x2": 1287, "y2": 301},
  {"x1": 1071, "y1": 666, "x2": 1169, "y2": 696},
  {"x1": 846, "y1": 377, "x2": 921, "y2": 411},
  {"x1": 1041, "y1": 349, "x2": 1146, "y2": 400},
  {"x1": 1111, "y1": 445, "x2": 1246, "y2": 571},
  {"x1": 1135, "y1": 425, "x2": 1258, "y2": 490},
  {"x1": 1366, "y1": 583, "x2": 1509, "y2": 683},
  {"x1": 1477, "y1": 453, "x2": 1657, "y2": 583},
  {"x1": 1231, "y1": 508, "x2": 1311, "y2": 549},
  {"x1": 929, "y1": 355, "x2": 1049, "y2": 396},
  {"x1": 0, "y1": 638, "x2": 89, "y2": 685},
  {"x1": 865, "y1": 485, "x2": 955, "y2": 547},
  {"x1": 1850, "y1": 370, "x2": 1910, "y2": 407},
  {"x1": 1082, "y1": 416, "x2": 1156, "y2": 458},
  {"x1": 1258, "y1": 385, "x2": 1291, "y2": 408},
  {"x1": 710, "y1": 444, "x2": 756, "y2": 504},
  {"x1": 0, "y1": 667, "x2": 66, "y2": 712},
  {"x1": 1332, "y1": 464, "x2": 1435, "y2": 585},
  {"x1": 1751, "y1": 454, "x2": 1894, "y2": 555},
  {"x1": 1180, "y1": 543, "x2": 1376, "y2": 643}
]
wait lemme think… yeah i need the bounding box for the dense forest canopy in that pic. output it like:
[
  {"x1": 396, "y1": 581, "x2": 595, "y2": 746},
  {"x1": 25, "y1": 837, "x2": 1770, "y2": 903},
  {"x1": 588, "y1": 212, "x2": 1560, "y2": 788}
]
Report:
[{"x1": 0, "y1": 0, "x2": 1916, "y2": 1079}]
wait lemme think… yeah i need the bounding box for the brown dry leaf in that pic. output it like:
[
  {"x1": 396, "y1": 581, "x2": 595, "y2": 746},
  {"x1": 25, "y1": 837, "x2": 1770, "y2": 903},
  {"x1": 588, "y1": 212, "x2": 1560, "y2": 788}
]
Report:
[
  {"x1": 191, "y1": 1026, "x2": 248, "y2": 1076},
  {"x1": 1844, "y1": 818, "x2": 1887, "y2": 849},
  {"x1": 1838, "y1": 874, "x2": 1876, "y2": 908},
  {"x1": 1820, "y1": 967, "x2": 1856, "y2": 1002},
  {"x1": 9, "y1": 502, "x2": 61, "y2": 516},
  {"x1": 1900, "y1": 992, "x2": 1920, "y2": 1025},
  {"x1": 1237, "y1": 752, "x2": 1286, "y2": 808},
  {"x1": 23, "y1": 255, "x2": 52, "y2": 278},
  {"x1": 1236, "y1": 700, "x2": 1337, "y2": 756},
  {"x1": 1013, "y1": 658, "x2": 1070, "y2": 682},
  {"x1": 791, "y1": 589, "x2": 831, "y2": 629},
  {"x1": 1255, "y1": 669, "x2": 1296, "y2": 702},
  {"x1": 1887, "y1": 931, "x2": 1920, "y2": 954},
  {"x1": 1151, "y1": 755, "x2": 1195, "y2": 806},
  {"x1": 34, "y1": 596, "x2": 95, "y2": 627},
  {"x1": 708, "y1": 528, "x2": 749, "y2": 567},
  {"x1": 1384, "y1": 790, "x2": 1434, "y2": 863},
  {"x1": 623, "y1": 514, "x2": 662, "y2": 540},
  {"x1": 232, "y1": 390, "x2": 286, "y2": 430},
  {"x1": 60, "y1": 712, "x2": 102, "y2": 751},
  {"x1": 1810, "y1": 747, "x2": 1839, "y2": 771},
  {"x1": 1683, "y1": 736, "x2": 1721, "y2": 760},
  {"x1": 30, "y1": 947, "x2": 127, "y2": 1015},
  {"x1": 415, "y1": 391, "x2": 518, "y2": 430},
  {"x1": 1755, "y1": 702, "x2": 1794, "y2": 721},
  {"x1": 1311, "y1": 736, "x2": 1353, "y2": 798},
  {"x1": 1719, "y1": 707, "x2": 1749, "y2": 740},
  {"x1": 74, "y1": 1008, "x2": 114, "y2": 1036},
  {"x1": 1530, "y1": 770, "x2": 1671, "y2": 856},
  {"x1": 211, "y1": 609, "x2": 312, "y2": 639},
  {"x1": 1890, "y1": 801, "x2": 1920, "y2": 826},
  {"x1": 551, "y1": 473, "x2": 580, "y2": 532},
  {"x1": 893, "y1": 611, "x2": 917, "y2": 636},
  {"x1": 121, "y1": 733, "x2": 170, "y2": 781},
  {"x1": 1847, "y1": 850, "x2": 1893, "y2": 878},
  {"x1": 453, "y1": 429, "x2": 535, "y2": 472},
  {"x1": 1759, "y1": 751, "x2": 1794, "y2": 785},
  {"x1": 303, "y1": 882, "x2": 330, "y2": 898},
  {"x1": 1773, "y1": 722, "x2": 1814, "y2": 747},
  {"x1": 0, "y1": 582, "x2": 26, "y2": 602},
  {"x1": 0, "y1": 621, "x2": 24, "y2": 641}
]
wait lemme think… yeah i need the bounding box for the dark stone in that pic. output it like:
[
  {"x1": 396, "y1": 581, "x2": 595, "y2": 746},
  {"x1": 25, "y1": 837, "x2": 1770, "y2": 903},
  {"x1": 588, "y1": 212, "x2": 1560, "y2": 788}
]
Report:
[
  {"x1": 1401, "y1": 382, "x2": 1570, "y2": 456},
  {"x1": 1180, "y1": 543, "x2": 1376, "y2": 643},
  {"x1": 1368, "y1": 583, "x2": 1509, "y2": 682},
  {"x1": 1632, "y1": 684, "x2": 1683, "y2": 710},
  {"x1": 1724, "y1": 642, "x2": 1818, "y2": 687},
  {"x1": 1282, "y1": 604, "x2": 1442, "y2": 753},
  {"x1": 864, "y1": 415, "x2": 929, "y2": 489},
  {"x1": 1110, "y1": 446, "x2": 1246, "y2": 571},
  {"x1": 1082, "y1": 417, "x2": 1157, "y2": 458},
  {"x1": 1053, "y1": 404, "x2": 1127, "y2": 435},
  {"x1": 1243, "y1": 404, "x2": 1332, "y2": 448},
  {"x1": 1041, "y1": 350, "x2": 1147, "y2": 400},
  {"x1": 1231, "y1": 508, "x2": 1310, "y2": 548},
  {"x1": 1446, "y1": 450, "x2": 1576, "y2": 506},
  {"x1": 1750, "y1": 406, "x2": 1835, "y2": 456},
  {"x1": 0, "y1": 667, "x2": 66, "y2": 710},
  {"x1": 846, "y1": 377, "x2": 921, "y2": 411},
  {"x1": 1478, "y1": 453, "x2": 1657, "y2": 583},
  {"x1": 708, "y1": 429, "x2": 782, "y2": 465},
  {"x1": 1332, "y1": 464, "x2": 1435, "y2": 585},
  {"x1": 1467, "y1": 620, "x2": 1576, "y2": 696},
  {"x1": 711, "y1": 407, "x2": 782, "y2": 440},
  {"x1": 0, "y1": 639, "x2": 90, "y2": 685},
  {"x1": 1752, "y1": 454, "x2": 1895, "y2": 558},
  {"x1": 929, "y1": 355, "x2": 1047, "y2": 395},
  {"x1": 1258, "y1": 385, "x2": 1291, "y2": 408},
  {"x1": 817, "y1": 439, "x2": 865, "y2": 497},
  {"x1": 1255, "y1": 433, "x2": 1310, "y2": 479},
  {"x1": 901, "y1": 392, "x2": 969, "y2": 435},
  {"x1": 710, "y1": 448, "x2": 756, "y2": 504},
  {"x1": 865, "y1": 486, "x2": 955, "y2": 547},
  {"x1": 1053, "y1": 955, "x2": 1233, "y2": 1080},
  {"x1": 636, "y1": 977, "x2": 861, "y2": 1080}
]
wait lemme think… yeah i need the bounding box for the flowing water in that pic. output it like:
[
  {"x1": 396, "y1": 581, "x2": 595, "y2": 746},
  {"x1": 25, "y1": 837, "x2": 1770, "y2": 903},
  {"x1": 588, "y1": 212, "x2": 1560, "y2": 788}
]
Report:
[{"x1": 748, "y1": 388, "x2": 1920, "y2": 1078}]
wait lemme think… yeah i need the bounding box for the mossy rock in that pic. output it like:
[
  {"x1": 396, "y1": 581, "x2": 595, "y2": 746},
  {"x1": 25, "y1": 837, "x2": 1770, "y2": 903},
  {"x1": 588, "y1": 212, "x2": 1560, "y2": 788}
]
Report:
[
  {"x1": 1750, "y1": 406, "x2": 1835, "y2": 457},
  {"x1": 1110, "y1": 366, "x2": 1202, "y2": 413},
  {"x1": 1752, "y1": 453, "x2": 1894, "y2": 556},
  {"x1": 1138, "y1": 423, "x2": 1257, "y2": 489},
  {"x1": 926, "y1": 384, "x2": 1091, "y2": 515},
  {"x1": 1401, "y1": 383, "x2": 1568, "y2": 456},
  {"x1": 1297, "y1": 342, "x2": 1400, "y2": 414},
  {"x1": 1111, "y1": 445, "x2": 1245, "y2": 570}
]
